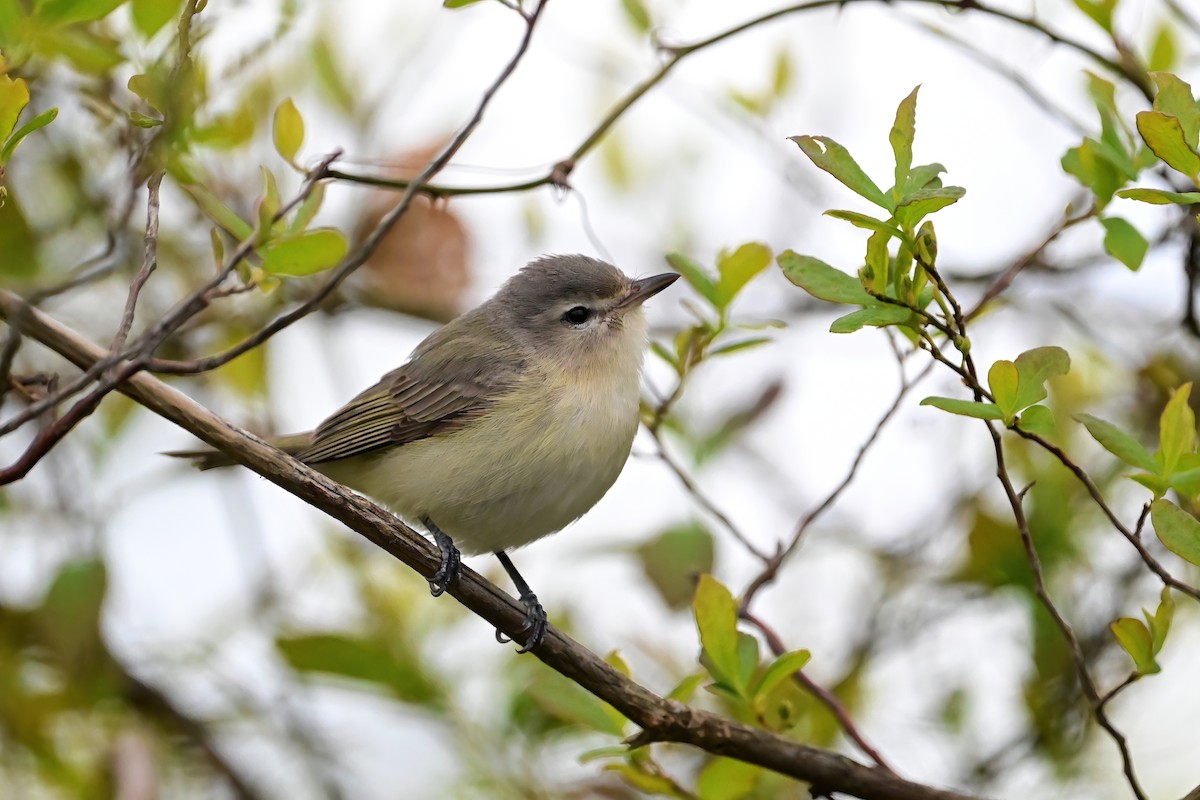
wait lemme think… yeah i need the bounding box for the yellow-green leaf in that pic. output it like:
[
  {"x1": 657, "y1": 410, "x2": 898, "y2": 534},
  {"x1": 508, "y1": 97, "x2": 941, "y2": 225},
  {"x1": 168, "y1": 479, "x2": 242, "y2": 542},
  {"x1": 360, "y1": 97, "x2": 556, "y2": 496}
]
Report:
[
  {"x1": 790, "y1": 135, "x2": 890, "y2": 210},
  {"x1": 0, "y1": 72, "x2": 29, "y2": 143},
  {"x1": 1158, "y1": 383, "x2": 1195, "y2": 476},
  {"x1": 715, "y1": 242, "x2": 771, "y2": 307},
  {"x1": 988, "y1": 360, "x2": 1019, "y2": 419},
  {"x1": 1101, "y1": 216, "x2": 1148, "y2": 271},
  {"x1": 259, "y1": 228, "x2": 347, "y2": 277},
  {"x1": 778, "y1": 250, "x2": 871, "y2": 305},
  {"x1": 693, "y1": 574, "x2": 741, "y2": 692},
  {"x1": 1136, "y1": 110, "x2": 1200, "y2": 178},
  {"x1": 131, "y1": 0, "x2": 183, "y2": 37},
  {"x1": 273, "y1": 97, "x2": 304, "y2": 165},
  {"x1": 1075, "y1": 413, "x2": 1158, "y2": 472},
  {"x1": 889, "y1": 86, "x2": 919, "y2": 198},
  {"x1": 1111, "y1": 617, "x2": 1159, "y2": 674},
  {"x1": 1151, "y1": 498, "x2": 1200, "y2": 567}
]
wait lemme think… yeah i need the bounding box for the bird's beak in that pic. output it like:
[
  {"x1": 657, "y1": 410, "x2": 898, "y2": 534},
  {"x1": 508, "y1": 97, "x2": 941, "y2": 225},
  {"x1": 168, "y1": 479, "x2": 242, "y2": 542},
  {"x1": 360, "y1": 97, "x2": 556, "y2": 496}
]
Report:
[{"x1": 615, "y1": 273, "x2": 680, "y2": 309}]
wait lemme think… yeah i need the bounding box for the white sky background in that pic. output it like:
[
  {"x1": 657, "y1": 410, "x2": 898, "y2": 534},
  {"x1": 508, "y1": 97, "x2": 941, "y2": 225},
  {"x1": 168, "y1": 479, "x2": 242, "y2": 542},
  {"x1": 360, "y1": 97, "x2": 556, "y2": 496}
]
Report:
[{"x1": 4, "y1": 0, "x2": 1200, "y2": 797}]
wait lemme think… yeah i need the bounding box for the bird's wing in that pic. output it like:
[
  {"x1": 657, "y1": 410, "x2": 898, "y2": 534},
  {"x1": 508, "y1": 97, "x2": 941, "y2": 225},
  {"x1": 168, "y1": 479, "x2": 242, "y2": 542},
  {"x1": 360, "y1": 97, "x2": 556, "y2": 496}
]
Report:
[{"x1": 297, "y1": 323, "x2": 526, "y2": 464}]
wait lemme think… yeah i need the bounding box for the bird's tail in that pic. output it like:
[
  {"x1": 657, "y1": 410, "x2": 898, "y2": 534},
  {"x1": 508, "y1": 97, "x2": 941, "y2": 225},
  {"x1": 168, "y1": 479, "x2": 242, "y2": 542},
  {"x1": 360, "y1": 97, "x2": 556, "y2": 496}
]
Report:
[{"x1": 165, "y1": 433, "x2": 313, "y2": 471}]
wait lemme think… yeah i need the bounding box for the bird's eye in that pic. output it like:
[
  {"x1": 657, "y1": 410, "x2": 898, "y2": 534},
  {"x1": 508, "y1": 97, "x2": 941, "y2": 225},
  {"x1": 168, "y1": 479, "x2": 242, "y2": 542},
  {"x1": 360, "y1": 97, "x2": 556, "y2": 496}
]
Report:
[{"x1": 562, "y1": 306, "x2": 590, "y2": 325}]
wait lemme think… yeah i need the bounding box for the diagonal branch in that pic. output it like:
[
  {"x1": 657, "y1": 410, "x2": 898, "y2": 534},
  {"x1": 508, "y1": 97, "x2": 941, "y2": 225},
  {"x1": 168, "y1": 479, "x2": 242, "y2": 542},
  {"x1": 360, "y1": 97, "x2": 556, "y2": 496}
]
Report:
[{"x1": 0, "y1": 290, "x2": 988, "y2": 800}]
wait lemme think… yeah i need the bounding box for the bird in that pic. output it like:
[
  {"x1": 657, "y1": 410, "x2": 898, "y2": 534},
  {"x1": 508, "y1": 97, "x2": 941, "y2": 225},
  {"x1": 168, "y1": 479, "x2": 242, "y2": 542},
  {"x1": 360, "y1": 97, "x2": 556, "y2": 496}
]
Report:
[{"x1": 173, "y1": 254, "x2": 679, "y2": 652}]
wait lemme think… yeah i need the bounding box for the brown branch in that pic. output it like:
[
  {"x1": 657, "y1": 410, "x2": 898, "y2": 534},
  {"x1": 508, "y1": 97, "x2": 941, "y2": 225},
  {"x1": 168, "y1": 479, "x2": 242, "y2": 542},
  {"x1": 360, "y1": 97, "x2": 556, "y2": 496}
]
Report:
[{"x1": 0, "y1": 291, "x2": 990, "y2": 800}]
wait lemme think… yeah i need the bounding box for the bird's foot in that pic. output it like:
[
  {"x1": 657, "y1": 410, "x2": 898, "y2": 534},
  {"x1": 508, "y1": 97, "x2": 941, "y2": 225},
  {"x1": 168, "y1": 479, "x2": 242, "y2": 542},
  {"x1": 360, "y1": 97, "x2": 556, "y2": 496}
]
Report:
[
  {"x1": 425, "y1": 521, "x2": 460, "y2": 598},
  {"x1": 495, "y1": 590, "x2": 547, "y2": 654}
]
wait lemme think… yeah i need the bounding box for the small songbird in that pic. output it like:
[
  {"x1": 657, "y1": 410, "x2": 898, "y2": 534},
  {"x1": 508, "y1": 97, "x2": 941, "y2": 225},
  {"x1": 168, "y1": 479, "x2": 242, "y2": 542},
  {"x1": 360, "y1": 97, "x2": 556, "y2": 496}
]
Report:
[{"x1": 174, "y1": 255, "x2": 678, "y2": 652}]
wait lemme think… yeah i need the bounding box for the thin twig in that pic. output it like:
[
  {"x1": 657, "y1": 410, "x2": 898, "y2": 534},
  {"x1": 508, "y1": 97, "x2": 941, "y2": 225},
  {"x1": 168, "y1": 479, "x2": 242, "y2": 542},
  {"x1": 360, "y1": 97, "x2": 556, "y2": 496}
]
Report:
[
  {"x1": 110, "y1": 172, "x2": 164, "y2": 357},
  {"x1": 1014, "y1": 429, "x2": 1200, "y2": 602},
  {"x1": 648, "y1": 425, "x2": 770, "y2": 562},
  {"x1": 987, "y1": 424, "x2": 1146, "y2": 800},
  {"x1": 741, "y1": 359, "x2": 932, "y2": 607},
  {"x1": 741, "y1": 608, "x2": 898, "y2": 774}
]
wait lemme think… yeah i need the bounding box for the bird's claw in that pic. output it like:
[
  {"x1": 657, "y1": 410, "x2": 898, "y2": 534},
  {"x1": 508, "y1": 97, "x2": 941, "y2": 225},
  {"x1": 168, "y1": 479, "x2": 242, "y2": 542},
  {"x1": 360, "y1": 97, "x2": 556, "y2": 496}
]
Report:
[
  {"x1": 497, "y1": 591, "x2": 546, "y2": 654},
  {"x1": 427, "y1": 527, "x2": 460, "y2": 598}
]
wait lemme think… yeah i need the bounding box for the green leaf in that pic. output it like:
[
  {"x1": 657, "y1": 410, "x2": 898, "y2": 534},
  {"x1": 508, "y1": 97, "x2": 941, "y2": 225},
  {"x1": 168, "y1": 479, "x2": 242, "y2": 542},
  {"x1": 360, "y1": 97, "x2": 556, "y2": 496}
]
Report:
[
  {"x1": 259, "y1": 228, "x2": 347, "y2": 277},
  {"x1": 637, "y1": 523, "x2": 714, "y2": 611},
  {"x1": 1146, "y1": 587, "x2": 1174, "y2": 653},
  {"x1": 1012, "y1": 346, "x2": 1071, "y2": 411},
  {"x1": 33, "y1": 0, "x2": 125, "y2": 25},
  {"x1": 1073, "y1": 0, "x2": 1116, "y2": 32},
  {"x1": 890, "y1": 86, "x2": 919, "y2": 198},
  {"x1": 920, "y1": 397, "x2": 1004, "y2": 420},
  {"x1": 828, "y1": 305, "x2": 912, "y2": 333},
  {"x1": 578, "y1": 745, "x2": 629, "y2": 764},
  {"x1": 619, "y1": 0, "x2": 650, "y2": 32},
  {"x1": 693, "y1": 574, "x2": 743, "y2": 693},
  {"x1": 1170, "y1": 464, "x2": 1200, "y2": 498},
  {"x1": 36, "y1": 559, "x2": 108, "y2": 666},
  {"x1": 1136, "y1": 111, "x2": 1200, "y2": 178},
  {"x1": 1101, "y1": 217, "x2": 1148, "y2": 271},
  {"x1": 1017, "y1": 404, "x2": 1055, "y2": 436},
  {"x1": 666, "y1": 252, "x2": 719, "y2": 307},
  {"x1": 180, "y1": 183, "x2": 254, "y2": 240},
  {"x1": 1150, "y1": 72, "x2": 1199, "y2": 149},
  {"x1": 895, "y1": 185, "x2": 965, "y2": 226},
  {"x1": 988, "y1": 360, "x2": 1020, "y2": 419},
  {"x1": 750, "y1": 649, "x2": 811, "y2": 700},
  {"x1": 777, "y1": 250, "x2": 871, "y2": 305},
  {"x1": 1159, "y1": 383, "x2": 1195, "y2": 476},
  {"x1": 1062, "y1": 139, "x2": 1124, "y2": 208},
  {"x1": 715, "y1": 242, "x2": 772, "y2": 307},
  {"x1": 824, "y1": 209, "x2": 906, "y2": 240},
  {"x1": 277, "y1": 633, "x2": 443, "y2": 705},
  {"x1": 130, "y1": 0, "x2": 183, "y2": 37},
  {"x1": 1111, "y1": 617, "x2": 1159, "y2": 674},
  {"x1": 904, "y1": 162, "x2": 947, "y2": 195},
  {"x1": 1, "y1": 106, "x2": 56, "y2": 162},
  {"x1": 0, "y1": 72, "x2": 29, "y2": 144},
  {"x1": 128, "y1": 111, "x2": 162, "y2": 128},
  {"x1": 528, "y1": 676, "x2": 627, "y2": 736},
  {"x1": 1117, "y1": 188, "x2": 1200, "y2": 205},
  {"x1": 789, "y1": 135, "x2": 890, "y2": 210},
  {"x1": 709, "y1": 337, "x2": 772, "y2": 357},
  {"x1": 442, "y1": 0, "x2": 487, "y2": 7},
  {"x1": 1148, "y1": 26, "x2": 1177, "y2": 73},
  {"x1": 1151, "y1": 498, "x2": 1200, "y2": 567},
  {"x1": 667, "y1": 672, "x2": 707, "y2": 703},
  {"x1": 697, "y1": 757, "x2": 761, "y2": 800},
  {"x1": 1075, "y1": 414, "x2": 1158, "y2": 471},
  {"x1": 273, "y1": 97, "x2": 304, "y2": 166},
  {"x1": 289, "y1": 182, "x2": 326, "y2": 233}
]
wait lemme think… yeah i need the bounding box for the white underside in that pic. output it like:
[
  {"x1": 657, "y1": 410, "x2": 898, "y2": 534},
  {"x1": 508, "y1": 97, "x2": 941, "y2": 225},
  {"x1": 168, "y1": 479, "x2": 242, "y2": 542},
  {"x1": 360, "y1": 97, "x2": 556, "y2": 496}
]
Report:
[{"x1": 318, "y1": 315, "x2": 646, "y2": 555}]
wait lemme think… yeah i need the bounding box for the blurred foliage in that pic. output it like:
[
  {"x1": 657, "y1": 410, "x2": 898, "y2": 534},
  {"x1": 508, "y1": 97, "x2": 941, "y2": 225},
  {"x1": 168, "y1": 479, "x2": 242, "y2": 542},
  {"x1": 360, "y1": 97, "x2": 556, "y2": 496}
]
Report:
[{"x1": 1, "y1": 0, "x2": 1199, "y2": 798}]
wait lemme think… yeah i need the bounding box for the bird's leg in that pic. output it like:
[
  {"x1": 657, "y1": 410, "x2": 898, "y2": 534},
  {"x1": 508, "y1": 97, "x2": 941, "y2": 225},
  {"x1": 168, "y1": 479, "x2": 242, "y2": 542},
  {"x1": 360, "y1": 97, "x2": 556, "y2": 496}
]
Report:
[
  {"x1": 493, "y1": 551, "x2": 547, "y2": 654},
  {"x1": 422, "y1": 516, "x2": 460, "y2": 597}
]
